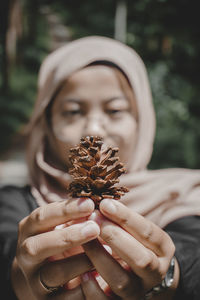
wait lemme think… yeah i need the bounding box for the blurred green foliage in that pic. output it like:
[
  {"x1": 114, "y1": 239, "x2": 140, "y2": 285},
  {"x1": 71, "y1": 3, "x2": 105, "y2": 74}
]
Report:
[
  {"x1": 0, "y1": 0, "x2": 199, "y2": 169},
  {"x1": 0, "y1": 1, "x2": 50, "y2": 154}
]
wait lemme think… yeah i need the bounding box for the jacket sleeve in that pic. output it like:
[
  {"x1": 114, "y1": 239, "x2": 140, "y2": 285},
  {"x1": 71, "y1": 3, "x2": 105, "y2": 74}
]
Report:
[
  {"x1": 164, "y1": 215, "x2": 200, "y2": 300},
  {"x1": 0, "y1": 185, "x2": 37, "y2": 299}
]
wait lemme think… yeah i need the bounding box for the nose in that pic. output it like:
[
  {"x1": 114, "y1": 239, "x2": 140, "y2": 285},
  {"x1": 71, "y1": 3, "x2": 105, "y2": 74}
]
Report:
[{"x1": 82, "y1": 114, "x2": 106, "y2": 139}]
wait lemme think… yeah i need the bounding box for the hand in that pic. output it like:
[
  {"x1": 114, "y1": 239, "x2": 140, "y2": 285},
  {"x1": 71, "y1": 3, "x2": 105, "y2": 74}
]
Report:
[
  {"x1": 11, "y1": 197, "x2": 101, "y2": 300},
  {"x1": 82, "y1": 239, "x2": 140, "y2": 300},
  {"x1": 82, "y1": 199, "x2": 179, "y2": 300}
]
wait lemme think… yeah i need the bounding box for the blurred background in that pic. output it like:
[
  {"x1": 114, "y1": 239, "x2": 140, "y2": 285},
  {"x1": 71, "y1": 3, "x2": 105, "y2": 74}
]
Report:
[{"x1": 0, "y1": 0, "x2": 200, "y2": 186}]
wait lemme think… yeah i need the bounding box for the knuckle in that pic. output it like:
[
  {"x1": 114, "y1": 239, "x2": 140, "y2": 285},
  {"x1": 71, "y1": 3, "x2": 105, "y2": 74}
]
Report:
[
  {"x1": 135, "y1": 252, "x2": 155, "y2": 270},
  {"x1": 62, "y1": 200, "x2": 71, "y2": 216},
  {"x1": 21, "y1": 237, "x2": 38, "y2": 259},
  {"x1": 103, "y1": 233, "x2": 114, "y2": 244},
  {"x1": 119, "y1": 215, "x2": 129, "y2": 227},
  {"x1": 101, "y1": 226, "x2": 116, "y2": 244},
  {"x1": 142, "y1": 223, "x2": 154, "y2": 241},
  {"x1": 60, "y1": 233, "x2": 74, "y2": 248},
  {"x1": 30, "y1": 207, "x2": 47, "y2": 225}
]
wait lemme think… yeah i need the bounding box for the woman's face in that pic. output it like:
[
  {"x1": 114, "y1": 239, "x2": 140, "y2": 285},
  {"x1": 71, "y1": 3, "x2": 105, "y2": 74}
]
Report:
[{"x1": 49, "y1": 65, "x2": 138, "y2": 170}]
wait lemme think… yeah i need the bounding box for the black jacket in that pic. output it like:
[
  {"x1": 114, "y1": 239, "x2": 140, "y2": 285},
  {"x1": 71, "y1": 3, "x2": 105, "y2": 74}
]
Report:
[{"x1": 0, "y1": 185, "x2": 200, "y2": 299}]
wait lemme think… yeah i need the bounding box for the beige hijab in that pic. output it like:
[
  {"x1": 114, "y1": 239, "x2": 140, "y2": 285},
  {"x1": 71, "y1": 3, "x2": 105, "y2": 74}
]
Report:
[{"x1": 26, "y1": 36, "x2": 200, "y2": 228}]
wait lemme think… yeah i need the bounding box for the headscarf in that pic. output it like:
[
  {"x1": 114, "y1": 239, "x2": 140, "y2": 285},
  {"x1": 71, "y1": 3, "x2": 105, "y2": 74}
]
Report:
[{"x1": 26, "y1": 36, "x2": 200, "y2": 228}]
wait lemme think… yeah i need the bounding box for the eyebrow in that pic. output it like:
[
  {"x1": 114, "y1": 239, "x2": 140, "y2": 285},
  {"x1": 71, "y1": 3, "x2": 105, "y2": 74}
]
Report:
[
  {"x1": 61, "y1": 98, "x2": 81, "y2": 103},
  {"x1": 60, "y1": 95, "x2": 128, "y2": 104},
  {"x1": 105, "y1": 96, "x2": 128, "y2": 103}
]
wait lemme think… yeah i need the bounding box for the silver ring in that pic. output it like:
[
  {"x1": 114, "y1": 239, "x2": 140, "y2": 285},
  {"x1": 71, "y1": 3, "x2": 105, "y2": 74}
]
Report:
[{"x1": 39, "y1": 272, "x2": 60, "y2": 293}]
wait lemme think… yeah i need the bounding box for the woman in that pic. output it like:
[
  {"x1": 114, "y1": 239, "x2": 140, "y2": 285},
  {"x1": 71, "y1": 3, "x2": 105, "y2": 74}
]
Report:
[{"x1": 1, "y1": 36, "x2": 200, "y2": 300}]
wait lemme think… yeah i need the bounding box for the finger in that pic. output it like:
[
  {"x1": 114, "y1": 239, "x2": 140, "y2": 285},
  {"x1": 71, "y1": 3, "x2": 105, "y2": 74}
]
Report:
[
  {"x1": 19, "y1": 197, "x2": 95, "y2": 240},
  {"x1": 100, "y1": 199, "x2": 174, "y2": 257},
  {"x1": 40, "y1": 253, "x2": 94, "y2": 288},
  {"x1": 81, "y1": 272, "x2": 110, "y2": 300},
  {"x1": 90, "y1": 211, "x2": 173, "y2": 286},
  {"x1": 19, "y1": 221, "x2": 100, "y2": 265},
  {"x1": 99, "y1": 219, "x2": 170, "y2": 288},
  {"x1": 83, "y1": 239, "x2": 141, "y2": 300}
]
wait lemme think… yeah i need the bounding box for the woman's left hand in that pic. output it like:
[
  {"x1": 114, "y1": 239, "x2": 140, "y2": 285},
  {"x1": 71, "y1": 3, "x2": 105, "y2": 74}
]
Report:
[{"x1": 82, "y1": 199, "x2": 179, "y2": 300}]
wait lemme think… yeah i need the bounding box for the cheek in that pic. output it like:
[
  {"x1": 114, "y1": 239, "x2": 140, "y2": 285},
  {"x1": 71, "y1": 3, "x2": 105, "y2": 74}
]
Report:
[
  {"x1": 109, "y1": 116, "x2": 137, "y2": 143},
  {"x1": 107, "y1": 116, "x2": 138, "y2": 164},
  {"x1": 53, "y1": 118, "x2": 84, "y2": 144},
  {"x1": 52, "y1": 121, "x2": 86, "y2": 167},
  {"x1": 121, "y1": 121, "x2": 138, "y2": 160},
  {"x1": 53, "y1": 139, "x2": 71, "y2": 166},
  {"x1": 124, "y1": 119, "x2": 137, "y2": 145}
]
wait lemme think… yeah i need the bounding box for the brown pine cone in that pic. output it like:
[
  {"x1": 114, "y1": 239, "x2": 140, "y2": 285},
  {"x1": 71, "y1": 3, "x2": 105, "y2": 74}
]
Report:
[{"x1": 68, "y1": 136, "x2": 129, "y2": 208}]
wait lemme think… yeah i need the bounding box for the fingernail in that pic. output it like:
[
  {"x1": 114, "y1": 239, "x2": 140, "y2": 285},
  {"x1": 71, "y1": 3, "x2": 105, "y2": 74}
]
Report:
[
  {"x1": 78, "y1": 199, "x2": 94, "y2": 212},
  {"x1": 81, "y1": 221, "x2": 100, "y2": 238},
  {"x1": 101, "y1": 199, "x2": 116, "y2": 214}
]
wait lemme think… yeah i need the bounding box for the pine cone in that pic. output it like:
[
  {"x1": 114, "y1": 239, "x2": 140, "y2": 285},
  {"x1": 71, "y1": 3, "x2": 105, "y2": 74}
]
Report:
[{"x1": 68, "y1": 136, "x2": 129, "y2": 208}]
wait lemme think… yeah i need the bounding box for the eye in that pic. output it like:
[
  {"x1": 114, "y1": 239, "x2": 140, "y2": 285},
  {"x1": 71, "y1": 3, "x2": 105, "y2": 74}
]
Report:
[
  {"x1": 62, "y1": 109, "x2": 82, "y2": 117},
  {"x1": 107, "y1": 109, "x2": 121, "y2": 115},
  {"x1": 106, "y1": 109, "x2": 126, "y2": 119}
]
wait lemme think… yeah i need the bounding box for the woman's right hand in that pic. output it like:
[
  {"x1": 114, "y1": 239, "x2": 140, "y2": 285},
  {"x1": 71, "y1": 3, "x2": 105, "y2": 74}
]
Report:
[{"x1": 11, "y1": 197, "x2": 100, "y2": 300}]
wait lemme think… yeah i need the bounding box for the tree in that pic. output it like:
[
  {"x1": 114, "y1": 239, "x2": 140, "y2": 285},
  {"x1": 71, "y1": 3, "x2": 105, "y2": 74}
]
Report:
[
  {"x1": 0, "y1": 0, "x2": 199, "y2": 169},
  {"x1": 0, "y1": 0, "x2": 22, "y2": 92}
]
